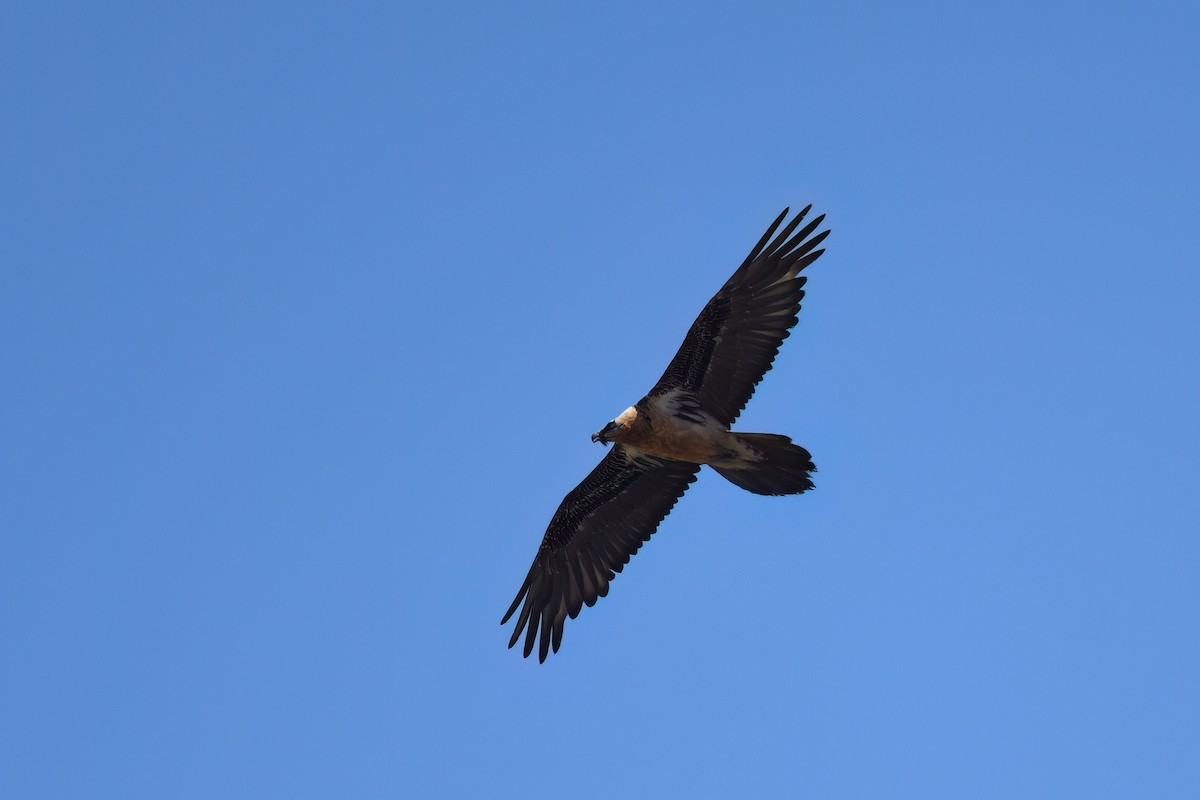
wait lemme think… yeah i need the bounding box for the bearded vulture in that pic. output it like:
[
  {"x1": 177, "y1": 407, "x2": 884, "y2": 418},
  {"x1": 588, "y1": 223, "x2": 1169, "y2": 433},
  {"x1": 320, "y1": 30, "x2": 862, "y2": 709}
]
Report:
[{"x1": 502, "y1": 206, "x2": 830, "y2": 662}]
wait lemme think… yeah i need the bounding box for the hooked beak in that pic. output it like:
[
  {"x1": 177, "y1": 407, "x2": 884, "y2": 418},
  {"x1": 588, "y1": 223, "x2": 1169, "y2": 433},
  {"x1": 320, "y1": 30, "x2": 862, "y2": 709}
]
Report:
[{"x1": 591, "y1": 421, "x2": 620, "y2": 445}]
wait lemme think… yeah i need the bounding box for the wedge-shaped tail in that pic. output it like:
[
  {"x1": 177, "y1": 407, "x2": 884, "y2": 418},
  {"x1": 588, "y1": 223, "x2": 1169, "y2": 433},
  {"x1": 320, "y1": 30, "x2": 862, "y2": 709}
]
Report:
[{"x1": 710, "y1": 433, "x2": 815, "y2": 496}]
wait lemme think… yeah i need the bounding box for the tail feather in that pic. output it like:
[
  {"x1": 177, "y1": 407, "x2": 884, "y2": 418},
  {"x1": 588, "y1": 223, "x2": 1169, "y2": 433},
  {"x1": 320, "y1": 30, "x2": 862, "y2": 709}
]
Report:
[{"x1": 711, "y1": 433, "x2": 815, "y2": 496}]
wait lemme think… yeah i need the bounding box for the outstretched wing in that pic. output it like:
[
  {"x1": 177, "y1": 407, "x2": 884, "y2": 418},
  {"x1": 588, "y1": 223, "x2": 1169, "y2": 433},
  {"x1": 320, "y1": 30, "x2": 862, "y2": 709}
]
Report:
[
  {"x1": 502, "y1": 445, "x2": 700, "y2": 662},
  {"x1": 651, "y1": 206, "x2": 829, "y2": 426}
]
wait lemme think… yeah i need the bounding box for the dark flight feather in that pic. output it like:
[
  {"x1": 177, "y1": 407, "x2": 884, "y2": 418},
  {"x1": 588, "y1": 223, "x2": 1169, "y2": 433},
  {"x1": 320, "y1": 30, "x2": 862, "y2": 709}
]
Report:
[
  {"x1": 502, "y1": 446, "x2": 699, "y2": 662},
  {"x1": 652, "y1": 206, "x2": 829, "y2": 426}
]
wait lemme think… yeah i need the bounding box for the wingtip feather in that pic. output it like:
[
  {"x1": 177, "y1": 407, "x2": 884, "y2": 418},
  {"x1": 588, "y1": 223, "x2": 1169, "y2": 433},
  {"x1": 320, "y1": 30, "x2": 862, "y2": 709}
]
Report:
[
  {"x1": 742, "y1": 208, "x2": 791, "y2": 267},
  {"x1": 500, "y1": 575, "x2": 531, "y2": 625}
]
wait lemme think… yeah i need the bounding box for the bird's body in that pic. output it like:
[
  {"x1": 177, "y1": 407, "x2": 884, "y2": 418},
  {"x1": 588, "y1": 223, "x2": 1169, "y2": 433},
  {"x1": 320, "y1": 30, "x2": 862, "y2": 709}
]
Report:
[
  {"x1": 503, "y1": 206, "x2": 830, "y2": 661},
  {"x1": 601, "y1": 390, "x2": 805, "y2": 484},
  {"x1": 602, "y1": 391, "x2": 738, "y2": 464}
]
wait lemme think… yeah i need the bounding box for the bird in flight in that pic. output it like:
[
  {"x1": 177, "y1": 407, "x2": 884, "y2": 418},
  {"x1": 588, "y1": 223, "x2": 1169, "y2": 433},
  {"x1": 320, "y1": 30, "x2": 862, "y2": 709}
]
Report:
[{"x1": 502, "y1": 206, "x2": 830, "y2": 662}]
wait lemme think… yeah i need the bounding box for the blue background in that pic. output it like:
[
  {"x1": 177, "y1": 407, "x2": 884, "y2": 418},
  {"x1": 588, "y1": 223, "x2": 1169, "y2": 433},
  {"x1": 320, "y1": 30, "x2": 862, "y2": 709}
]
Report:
[{"x1": 3, "y1": 2, "x2": 1198, "y2": 797}]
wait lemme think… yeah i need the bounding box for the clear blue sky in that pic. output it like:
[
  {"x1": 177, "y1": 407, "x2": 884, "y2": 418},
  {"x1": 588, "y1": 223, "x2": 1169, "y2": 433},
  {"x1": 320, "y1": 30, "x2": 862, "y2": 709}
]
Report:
[{"x1": 3, "y1": 1, "x2": 1198, "y2": 797}]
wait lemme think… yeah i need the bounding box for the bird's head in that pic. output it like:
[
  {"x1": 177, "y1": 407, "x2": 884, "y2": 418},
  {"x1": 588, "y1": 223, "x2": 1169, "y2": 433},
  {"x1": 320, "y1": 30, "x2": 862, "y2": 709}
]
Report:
[{"x1": 591, "y1": 406, "x2": 638, "y2": 446}]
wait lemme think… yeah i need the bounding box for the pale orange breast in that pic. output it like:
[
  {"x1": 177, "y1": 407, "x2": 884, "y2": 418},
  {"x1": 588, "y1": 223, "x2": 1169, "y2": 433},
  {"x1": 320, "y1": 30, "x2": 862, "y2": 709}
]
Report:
[{"x1": 631, "y1": 420, "x2": 727, "y2": 464}]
